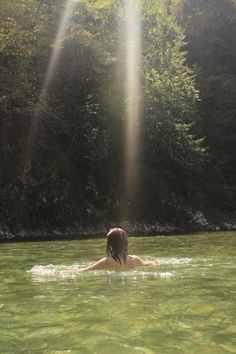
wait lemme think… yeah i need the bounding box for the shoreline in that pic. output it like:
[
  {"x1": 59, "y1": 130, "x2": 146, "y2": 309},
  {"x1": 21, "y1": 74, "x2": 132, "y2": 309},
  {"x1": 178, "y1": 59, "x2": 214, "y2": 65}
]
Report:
[{"x1": 1, "y1": 219, "x2": 236, "y2": 243}]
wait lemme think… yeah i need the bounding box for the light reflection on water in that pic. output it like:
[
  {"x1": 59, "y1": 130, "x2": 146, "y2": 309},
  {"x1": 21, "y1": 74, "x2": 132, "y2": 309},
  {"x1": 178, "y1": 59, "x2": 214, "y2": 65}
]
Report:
[
  {"x1": 28, "y1": 263, "x2": 177, "y2": 282},
  {"x1": 0, "y1": 232, "x2": 236, "y2": 353},
  {"x1": 28, "y1": 256, "x2": 194, "y2": 282}
]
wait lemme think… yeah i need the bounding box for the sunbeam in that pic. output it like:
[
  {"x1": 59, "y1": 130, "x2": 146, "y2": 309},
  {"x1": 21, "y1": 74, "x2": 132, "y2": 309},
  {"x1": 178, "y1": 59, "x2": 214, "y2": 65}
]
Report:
[
  {"x1": 23, "y1": 0, "x2": 76, "y2": 178},
  {"x1": 124, "y1": 0, "x2": 142, "y2": 212}
]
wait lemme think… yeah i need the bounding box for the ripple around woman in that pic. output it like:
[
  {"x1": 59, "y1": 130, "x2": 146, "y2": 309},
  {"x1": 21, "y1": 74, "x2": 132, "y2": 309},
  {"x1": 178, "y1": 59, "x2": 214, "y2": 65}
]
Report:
[{"x1": 78, "y1": 228, "x2": 160, "y2": 271}]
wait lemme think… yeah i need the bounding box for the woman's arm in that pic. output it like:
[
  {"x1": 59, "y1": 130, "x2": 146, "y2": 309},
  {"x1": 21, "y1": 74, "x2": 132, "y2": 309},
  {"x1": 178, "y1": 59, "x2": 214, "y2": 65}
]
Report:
[
  {"x1": 79, "y1": 257, "x2": 108, "y2": 271},
  {"x1": 132, "y1": 255, "x2": 160, "y2": 267},
  {"x1": 141, "y1": 259, "x2": 160, "y2": 266}
]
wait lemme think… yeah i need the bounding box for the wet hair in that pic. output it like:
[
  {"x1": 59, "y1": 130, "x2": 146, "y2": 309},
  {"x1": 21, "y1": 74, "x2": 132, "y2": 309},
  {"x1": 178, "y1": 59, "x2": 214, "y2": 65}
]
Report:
[{"x1": 106, "y1": 228, "x2": 128, "y2": 264}]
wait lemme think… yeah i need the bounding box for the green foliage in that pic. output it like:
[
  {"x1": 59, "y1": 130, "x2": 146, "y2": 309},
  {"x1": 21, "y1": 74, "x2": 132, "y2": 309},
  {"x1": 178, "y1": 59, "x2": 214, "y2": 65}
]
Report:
[
  {"x1": 172, "y1": 0, "x2": 236, "y2": 215},
  {"x1": 1, "y1": 0, "x2": 234, "y2": 230},
  {"x1": 138, "y1": 2, "x2": 205, "y2": 222}
]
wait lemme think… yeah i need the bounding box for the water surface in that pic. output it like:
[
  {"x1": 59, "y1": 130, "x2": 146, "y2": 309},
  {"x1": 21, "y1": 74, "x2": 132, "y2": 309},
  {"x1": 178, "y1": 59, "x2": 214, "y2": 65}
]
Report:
[{"x1": 0, "y1": 232, "x2": 236, "y2": 353}]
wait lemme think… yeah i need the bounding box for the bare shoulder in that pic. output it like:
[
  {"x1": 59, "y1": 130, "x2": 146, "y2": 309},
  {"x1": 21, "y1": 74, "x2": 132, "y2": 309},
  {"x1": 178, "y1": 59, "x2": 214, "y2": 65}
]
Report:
[
  {"x1": 129, "y1": 255, "x2": 160, "y2": 267},
  {"x1": 81, "y1": 257, "x2": 109, "y2": 271},
  {"x1": 93, "y1": 257, "x2": 109, "y2": 268},
  {"x1": 129, "y1": 255, "x2": 144, "y2": 266},
  {"x1": 97, "y1": 256, "x2": 109, "y2": 264}
]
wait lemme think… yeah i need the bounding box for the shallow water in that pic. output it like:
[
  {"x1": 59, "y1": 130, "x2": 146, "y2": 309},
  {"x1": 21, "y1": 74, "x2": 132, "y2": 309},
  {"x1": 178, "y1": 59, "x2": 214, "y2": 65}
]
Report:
[{"x1": 0, "y1": 232, "x2": 236, "y2": 353}]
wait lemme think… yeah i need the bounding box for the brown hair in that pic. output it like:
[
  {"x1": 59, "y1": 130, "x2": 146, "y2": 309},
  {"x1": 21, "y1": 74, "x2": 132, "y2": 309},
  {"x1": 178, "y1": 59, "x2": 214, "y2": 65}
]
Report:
[{"x1": 106, "y1": 228, "x2": 128, "y2": 264}]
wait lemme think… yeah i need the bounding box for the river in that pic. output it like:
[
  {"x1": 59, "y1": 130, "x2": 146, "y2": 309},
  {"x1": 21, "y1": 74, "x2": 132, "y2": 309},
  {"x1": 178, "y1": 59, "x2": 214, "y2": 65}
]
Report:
[{"x1": 0, "y1": 232, "x2": 236, "y2": 353}]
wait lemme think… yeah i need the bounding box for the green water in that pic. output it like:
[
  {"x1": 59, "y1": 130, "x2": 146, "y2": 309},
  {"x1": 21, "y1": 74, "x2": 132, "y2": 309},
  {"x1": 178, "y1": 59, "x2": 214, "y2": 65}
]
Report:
[{"x1": 0, "y1": 232, "x2": 236, "y2": 354}]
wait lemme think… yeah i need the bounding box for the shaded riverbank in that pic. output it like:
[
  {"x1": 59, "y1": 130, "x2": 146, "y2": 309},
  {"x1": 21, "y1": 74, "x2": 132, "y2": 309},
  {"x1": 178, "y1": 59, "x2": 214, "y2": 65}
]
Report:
[{"x1": 1, "y1": 210, "x2": 236, "y2": 242}]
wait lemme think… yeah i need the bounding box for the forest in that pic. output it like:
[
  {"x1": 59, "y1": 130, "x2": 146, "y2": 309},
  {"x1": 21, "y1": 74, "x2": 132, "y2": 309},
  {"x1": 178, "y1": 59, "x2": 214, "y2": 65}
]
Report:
[{"x1": 0, "y1": 0, "x2": 236, "y2": 236}]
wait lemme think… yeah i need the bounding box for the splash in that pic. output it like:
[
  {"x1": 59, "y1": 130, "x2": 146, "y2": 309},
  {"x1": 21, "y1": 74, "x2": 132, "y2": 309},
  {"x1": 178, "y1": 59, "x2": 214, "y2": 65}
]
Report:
[
  {"x1": 28, "y1": 262, "x2": 175, "y2": 282},
  {"x1": 161, "y1": 257, "x2": 193, "y2": 265},
  {"x1": 28, "y1": 264, "x2": 82, "y2": 282}
]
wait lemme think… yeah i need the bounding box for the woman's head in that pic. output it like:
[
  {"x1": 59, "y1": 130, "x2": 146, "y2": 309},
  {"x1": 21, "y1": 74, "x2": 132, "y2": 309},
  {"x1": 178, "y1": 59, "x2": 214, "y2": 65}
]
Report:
[{"x1": 106, "y1": 228, "x2": 128, "y2": 264}]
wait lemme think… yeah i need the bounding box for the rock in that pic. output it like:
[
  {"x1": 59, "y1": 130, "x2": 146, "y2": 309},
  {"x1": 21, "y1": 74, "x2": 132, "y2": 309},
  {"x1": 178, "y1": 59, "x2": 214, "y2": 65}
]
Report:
[
  {"x1": 0, "y1": 228, "x2": 5, "y2": 239},
  {"x1": 0, "y1": 223, "x2": 15, "y2": 239},
  {"x1": 208, "y1": 224, "x2": 221, "y2": 231},
  {"x1": 193, "y1": 211, "x2": 208, "y2": 225},
  {"x1": 120, "y1": 220, "x2": 132, "y2": 230},
  {"x1": 4, "y1": 231, "x2": 14, "y2": 239},
  {"x1": 223, "y1": 222, "x2": 232, "y2": 230},
  {"x1": 52, "y1": 230, "x2": 64, "y2": 237},
  {"x1": 190, "y1": 210, "x2": 209, "y2": 230},
  {"x1": 222, "y1": 222, "x2": 236, "y2": 230},
  {"x1": 18, "y1": 230, "x2": 28, "y2": 238},
  {"x1": 31, "y1": 230, "x2": 44, "y2": 238},
  {"x1": 160, "y1": 224, "x2": 177, "y2": 233}
]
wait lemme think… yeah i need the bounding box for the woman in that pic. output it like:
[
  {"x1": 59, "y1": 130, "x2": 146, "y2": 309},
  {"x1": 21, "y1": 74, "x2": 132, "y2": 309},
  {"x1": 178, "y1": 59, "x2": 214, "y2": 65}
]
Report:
[{"x1": 80, "y1": 227, "x2": 159, "y2": 271}]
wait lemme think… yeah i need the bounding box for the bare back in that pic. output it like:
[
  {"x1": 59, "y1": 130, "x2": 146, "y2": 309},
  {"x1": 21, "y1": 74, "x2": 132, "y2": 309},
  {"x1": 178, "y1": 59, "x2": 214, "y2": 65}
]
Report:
[{"x1": 79, "y1": 255, "x2": 159, "y2": 271}]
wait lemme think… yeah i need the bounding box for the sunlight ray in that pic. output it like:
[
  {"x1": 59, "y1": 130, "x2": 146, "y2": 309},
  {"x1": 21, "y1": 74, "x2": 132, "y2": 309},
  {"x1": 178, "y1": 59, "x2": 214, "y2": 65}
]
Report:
[
  {"x1": 24, "y1": 0, "x2": 76, "y2": 177},
  {"x1": 124, "y1": 0, "x2": 142, "y2": 209}
]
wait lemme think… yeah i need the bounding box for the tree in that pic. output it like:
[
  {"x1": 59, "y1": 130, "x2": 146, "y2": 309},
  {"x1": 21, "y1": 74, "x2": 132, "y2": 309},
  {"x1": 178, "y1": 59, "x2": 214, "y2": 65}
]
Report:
[
  {"x1": 172, "y1": 0, "x2": 236, "y2": 215},
  {"x1": 136, "y1": 1, "x2": 205, "y2": 223},
  {"x1": 0, "y1": 0, "x2": 211, "y2": 230}
]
